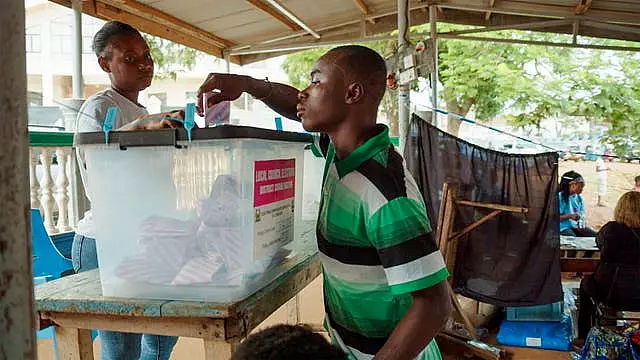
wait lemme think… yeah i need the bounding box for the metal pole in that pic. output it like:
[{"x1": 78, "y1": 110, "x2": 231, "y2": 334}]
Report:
[
  {"x1": 71, "y1": 0, "x2": 84, "y2": 99},
  {"x1": 430, "y1": 5, "x2": 438, "y2": 127},
  {"x1": 0, "y1": 1, "x2": 37, "y2": 358},
  {"x1": 397, "y1": 0, "x2": 410, "y2": 152}
]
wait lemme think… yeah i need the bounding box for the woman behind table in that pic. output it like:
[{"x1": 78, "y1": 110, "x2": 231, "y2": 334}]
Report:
[
  {"x1": 72, "y1": 21, "x2": 178, "y2": 360},
  {"x1": 558, "y1": 171, "x2": 597, "y2": 237},
  {"x1": 577, "y1": 191, "x2": 640, "y2": 340}
]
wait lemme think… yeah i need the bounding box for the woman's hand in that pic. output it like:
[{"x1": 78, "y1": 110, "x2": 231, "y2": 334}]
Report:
[{"x1": 119, "y1": 110, "x2": 185, "y2": 131}]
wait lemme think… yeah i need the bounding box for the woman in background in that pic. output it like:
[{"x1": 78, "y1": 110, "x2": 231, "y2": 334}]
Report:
[
  {"x1": 577, "y1": 191, "x2": 640, "y2": 340},
  {"x1": 558, "y1": 171, "x2": 597, "y2": 237}
]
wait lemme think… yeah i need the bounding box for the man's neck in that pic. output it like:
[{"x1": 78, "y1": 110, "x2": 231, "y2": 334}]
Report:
[{"x1": 328, "y1": 122, "x2": 379, "y2": 160}]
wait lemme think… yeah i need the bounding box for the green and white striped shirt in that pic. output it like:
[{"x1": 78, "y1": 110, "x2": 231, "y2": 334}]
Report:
[{"x1": 314, "y1": 124, "x2": 449, "y2": 360}]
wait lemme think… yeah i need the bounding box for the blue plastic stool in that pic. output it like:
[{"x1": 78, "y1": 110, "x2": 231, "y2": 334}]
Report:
[{"x1": 31, "y1": 209, "x2": 97, "y2": 356}]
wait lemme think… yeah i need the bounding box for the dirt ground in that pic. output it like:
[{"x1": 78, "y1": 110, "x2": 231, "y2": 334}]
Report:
[{"x1": 559, "y1": 160, "x2": 640, "y2": 230}]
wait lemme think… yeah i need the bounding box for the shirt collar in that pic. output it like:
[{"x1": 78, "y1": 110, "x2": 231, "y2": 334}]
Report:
[{"x1": 333, "y1": 124, "x2": 391, "y2": 178}]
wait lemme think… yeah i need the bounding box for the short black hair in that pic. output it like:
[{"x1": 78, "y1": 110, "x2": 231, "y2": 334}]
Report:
[
  {"x1": 327, "y1": 45, "x2": 387, "y2": 107},
  {"x1": 231, "y1": 325, "x2": 347, "y2": 360},
  {"x1": 92, "y1": 21, "x2": 142, "y2": 58},
  {"x1": 635, "y1": 175, "x2": 640, "y2": 183}
]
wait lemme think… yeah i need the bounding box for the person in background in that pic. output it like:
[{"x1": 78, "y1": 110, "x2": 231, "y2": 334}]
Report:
[
  {"x1": 73, "y1": 20, "x2": 180, "y2": 360},
  {"x1": 595, "y1": 156, "x2": 609, "y2": 207},
  {"x1": 231, "y1": 325, "x2": 347, "y2": 360},
  {"x1": 634, "y1": 175, "x2": 640, "y2": 192},
  {"x1": 576, "y1": 191, "x2": 640, "y2": 340},
  {"x1": 559, "y1": 171, "x2": 597, "y2": 237},
  {"x1": 197, "y1": 45, "x2": 452, "y2": 360}
]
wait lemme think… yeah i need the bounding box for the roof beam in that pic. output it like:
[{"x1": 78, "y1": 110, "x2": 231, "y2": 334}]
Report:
[
  {"x1": 100, "y1": 0, "x2": 234, "y2": 48},
  {"x1": 439, "y1": 33, "x2": 640, "y2": 52},
  {"x1": 263, "y1": 0, "x2": 321, "y2": 39},
  {"x1": 351, "y1": 0, "x2": 376, "y2": 24},
  {"x1": 441, "y1": 19, "x2": 573, "y2": 36},
  {"x1": 436, "y1": 0, "x2": 640, "y2": 25},
  {"x1": 485, "y1": 0, "x2": 496, "y2": 21},
  {"x1": 48, "y1": 0, "x2": 236, "y2": 62},
  {"x1": 575, "y1": 0, "x2": 592, "y2": 16},
  {"x1": 246, "y1": 0, "x2": 302, "y2": 31}
]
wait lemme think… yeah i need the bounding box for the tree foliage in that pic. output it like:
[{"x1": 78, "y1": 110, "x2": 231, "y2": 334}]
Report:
[
  {"x1": 280, "y1": 26, "x2": 640, "y2": 155},
  {"x1": 143, "y1": 34, "x2": 199, "y2": 81}
]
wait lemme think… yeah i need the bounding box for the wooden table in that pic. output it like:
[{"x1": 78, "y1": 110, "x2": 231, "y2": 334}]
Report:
[
  {"x1": 35, "y1": 222, "x2": 320, "y2": 360},
  {"x1": 559, "y1": 235, "x2": 599, "y2": 273}
]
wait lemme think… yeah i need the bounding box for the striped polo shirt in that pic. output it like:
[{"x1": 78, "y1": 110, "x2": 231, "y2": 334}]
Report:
[{"x1": 314, "y1": 124, "x2": 449, "y2": 360}]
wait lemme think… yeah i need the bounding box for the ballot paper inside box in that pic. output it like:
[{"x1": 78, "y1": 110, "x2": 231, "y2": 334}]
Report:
[{"x1": 74, "y1": 125, "x2": 311, "y2": 302}]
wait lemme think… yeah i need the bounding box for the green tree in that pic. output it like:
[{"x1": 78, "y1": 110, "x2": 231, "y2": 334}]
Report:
[{"x1": 143, "y1": 34, "x2": 199, "y2": 81}]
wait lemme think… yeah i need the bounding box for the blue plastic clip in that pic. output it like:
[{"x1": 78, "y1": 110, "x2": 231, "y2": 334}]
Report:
[
  {"x1": 274, "y1": 117, "x2": 283, "y2": 131},
  {"x1": 184, "y1": 103, "x2": 195, "y2": 142},
  {"x1": 103, "y1": 107, "x2": 118, "y2": 144}
]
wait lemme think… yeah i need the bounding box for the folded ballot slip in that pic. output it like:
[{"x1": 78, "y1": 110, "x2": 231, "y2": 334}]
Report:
[{"x1": 204, "y1": 101, "x2": 230, "y2": 127}]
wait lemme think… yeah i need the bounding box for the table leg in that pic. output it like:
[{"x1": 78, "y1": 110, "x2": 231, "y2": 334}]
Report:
[
  {"x1": 204, "y1": 339, "x2": 240, "y2": 360},
  {"x1": 54, "y1": 326, "x2": 94, "y2": 360}
]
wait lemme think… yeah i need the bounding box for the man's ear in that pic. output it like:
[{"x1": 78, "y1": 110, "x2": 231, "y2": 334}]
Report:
[
  {"x1": 97, "y1": 56, "x2": 111, "y2": 73},
  {"x1": 345, "y1": 83, "x2": 364, "y2": 104}
]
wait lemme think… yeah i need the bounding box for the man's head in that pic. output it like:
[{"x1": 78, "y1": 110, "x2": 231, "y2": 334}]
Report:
[
  {"x1": 297, "y1": 45, "x2": 387, "y2": 132},
  {"x1": 93, "y1": 21, "x2": 154, "y2": 93},
  {"x1": 635, "y1": 175, "x2": 640, "y2": 187},
  {"x1": 231, "y1": 324, "x2": 347, "y2": 360}
]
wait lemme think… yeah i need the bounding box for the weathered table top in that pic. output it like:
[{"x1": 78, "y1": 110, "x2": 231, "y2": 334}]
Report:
[
  {"x1": 35, "y1": 221, "x2": 320, "y2": 337},
  {"x1": 560, "y1": 235, "x2": 598, "y2": 251}
]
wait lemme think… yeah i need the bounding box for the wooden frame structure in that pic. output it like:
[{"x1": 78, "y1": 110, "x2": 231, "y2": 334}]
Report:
[{"x1": 435, "y1": 182, "x2": 528, "y2": 360}]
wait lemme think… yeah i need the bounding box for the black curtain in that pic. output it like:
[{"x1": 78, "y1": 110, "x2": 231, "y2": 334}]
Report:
[{"x1": 404, "y1": 114, "x2": 562, "y2": 306}]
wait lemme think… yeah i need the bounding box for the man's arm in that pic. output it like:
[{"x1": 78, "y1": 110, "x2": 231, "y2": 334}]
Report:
[
  {"x1": 373, "y1": 281, "x2": 452, "y2": 360},
  {"x1": 196, "y1": 74, "x2": 300, "y2": 121}
]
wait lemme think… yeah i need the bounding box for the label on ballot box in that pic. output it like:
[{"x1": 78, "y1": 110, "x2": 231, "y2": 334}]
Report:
[{"x1": 253, "y1": 159, "x2": 296, "y2": 260}]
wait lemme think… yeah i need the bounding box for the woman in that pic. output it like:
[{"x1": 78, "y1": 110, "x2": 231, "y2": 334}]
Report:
[
  {"x1": 577, "y1": 191, "x2": 640, "y2": 340},
  {"x1": 558, "y1": 171, "x2": 597, "y2": 237},
  {"x1": 73, "y1": 21, "x2": 179, "y2": 360}
]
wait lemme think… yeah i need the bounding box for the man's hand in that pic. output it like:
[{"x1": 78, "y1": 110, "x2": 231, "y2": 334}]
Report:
[
  {"x1": 119, "y1": 110, "x2": 185, "y2": 131},
  {"x1": 373, "y1": 281, "x2": 452, "y2": 360},
  {"x1": 196, "y1": 73, "x2": 250, "y2": 116}
]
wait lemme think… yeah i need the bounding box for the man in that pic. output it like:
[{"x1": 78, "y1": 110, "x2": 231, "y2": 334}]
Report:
[
  {"x1": 595, "y1": 156, "x2": 608, "y2": 206},
  {"x1": 197, "y1": 45, "x2": 451, "y2": 360}
]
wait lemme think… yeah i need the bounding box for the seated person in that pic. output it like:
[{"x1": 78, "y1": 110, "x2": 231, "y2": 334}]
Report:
[
  {"x1": 577, "y1": 191, "x2": 640, "y2": 340},
  {"x1": 231, "y1": 324, "x2": 347, "y2": 360},
  {"x1": 559, "y1": 171, "x2": 597, "y2": 237}
]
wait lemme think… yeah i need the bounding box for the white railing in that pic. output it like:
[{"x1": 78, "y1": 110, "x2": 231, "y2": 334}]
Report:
[{"x1": 29, "y1": 132, "x2": 84, "y2": 235}]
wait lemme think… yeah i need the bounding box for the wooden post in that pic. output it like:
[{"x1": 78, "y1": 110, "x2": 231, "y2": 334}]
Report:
[
  {"x1": 54, "y1": 327, "x2": 94, "y2": 360},
  {"x1": 204, "y1": 339, "x2": 239, "y2": 360},
  {"x1": 0, "y1": 1, "x2": 37, "y2": 358}
]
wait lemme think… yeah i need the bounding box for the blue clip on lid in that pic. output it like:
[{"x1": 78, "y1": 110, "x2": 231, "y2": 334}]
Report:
[
  {"x1": 103, "y1": 106, "x2": 118, "y2": 144},
  {"x1": 184, "y1": 103, "x2": 195, "y2": 142}
]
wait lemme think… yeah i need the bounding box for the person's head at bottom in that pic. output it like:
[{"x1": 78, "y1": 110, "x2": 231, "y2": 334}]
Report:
[{"x1": 231, "y1": 324, "x2": 347, "y2": 360}]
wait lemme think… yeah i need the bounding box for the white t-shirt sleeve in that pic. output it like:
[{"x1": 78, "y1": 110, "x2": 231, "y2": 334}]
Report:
[{"x1": 76, "y1": 96, "x2": 116, "y2": 133}]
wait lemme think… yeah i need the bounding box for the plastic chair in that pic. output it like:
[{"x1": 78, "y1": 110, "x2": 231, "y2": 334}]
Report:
[
  {"x1": 31, "y1": 209, "x2": 73, "y2": 280},
  {"x1": 31, "y1": 209, "x2": 97, "y2": 353}
]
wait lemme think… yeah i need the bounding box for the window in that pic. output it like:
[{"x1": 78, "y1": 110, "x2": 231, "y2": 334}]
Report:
[
  {"x1": 25, "y1": 25, "x2": 42, "y2": 53},
  {"x1": 51, "y1": 15, "x2": 72, "y2": 54},
  {"x1": 50, "y1": 14, "x2": 105, "y2": 55}
]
